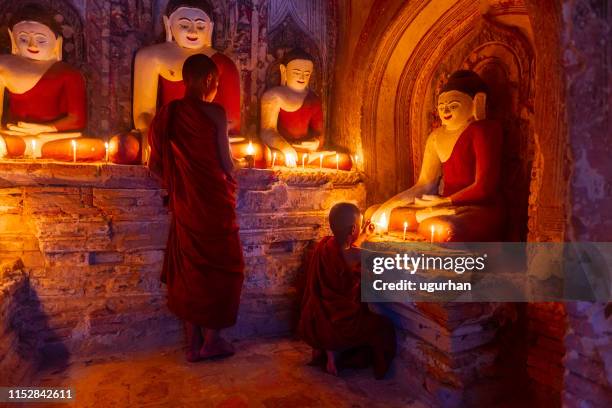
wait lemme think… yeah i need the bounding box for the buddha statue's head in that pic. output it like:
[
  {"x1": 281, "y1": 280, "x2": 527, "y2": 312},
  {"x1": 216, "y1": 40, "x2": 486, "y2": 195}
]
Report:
[
  {"x1": 280, "y1": 49, "x2": 314, "y2": 92},
  {"x1": 164, "y1": 0, "x2": 214, "y2": 50},
  {"x1": 9, "y1": 3, "x2": 63, "y2": 61},
  {"x1": 437, "y1": 70, "x2": 487, "y2": 131}
]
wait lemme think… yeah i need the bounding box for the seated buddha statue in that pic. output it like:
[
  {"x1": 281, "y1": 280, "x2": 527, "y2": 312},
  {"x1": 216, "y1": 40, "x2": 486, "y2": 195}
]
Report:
[
  {"x1": 368, "y1": 70, "x2": 504, "y2": 242},
  {"x1": 133, "y1": 0, "x2": 263, "y2": 165},
  {"x1": 260, "y1": 49, "x2": 351, "y2": 169},
  {"x1": 0, "y1": 3, "x2": 86, "y2": 159}
]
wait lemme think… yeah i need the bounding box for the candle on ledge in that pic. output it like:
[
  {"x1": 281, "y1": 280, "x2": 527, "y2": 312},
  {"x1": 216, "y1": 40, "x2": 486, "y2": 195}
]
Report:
[
  {"x1": 104, "y1": 141, "x2": 109, "y2": 162},
  {"x1": 31, "y1": 140, "x2": 36, "y2": 159},
  {"x1": 403, "y1": 221, "x2": 408, "y2": 241},
  {"x1": 430, "y1": 224, "x2": 435, "y2": 243},
  {"x1": 335, "y1": 153, "x2": 339, "y2": 170},
  {"x1": 302, "y1": 153, "x2": 307, "y2": 169},
  {"x1": 271, "y1": 152, "x2": 277, "y2": 167},
  {"x1": 319, "y1": 153, "x2": 323, "y2": 170},
  {"x1": 354, "y1": 154, "x2": 359, "y2": 166},
  {"x1": 71, "y1": 140, "x2": 77, "y2": 163},
  {"x1": 245, "y1": 140, "x2": 255, "y2": 168},
  {"x1": 376, "y1": 213, "x2": 388, "y2": 235}
]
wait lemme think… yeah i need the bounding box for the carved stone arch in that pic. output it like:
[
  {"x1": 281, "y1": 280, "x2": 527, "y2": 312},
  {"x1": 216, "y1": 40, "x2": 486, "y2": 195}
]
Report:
[
  {"x1": 400, "y1": 17, "x2": 535, "y2": 240},
  {"x1": 154, "y1": 0, "x2": 231, "y2": 51},
  {"x1": 0, "y1": 0, "x2": 85, "y2": 67}
]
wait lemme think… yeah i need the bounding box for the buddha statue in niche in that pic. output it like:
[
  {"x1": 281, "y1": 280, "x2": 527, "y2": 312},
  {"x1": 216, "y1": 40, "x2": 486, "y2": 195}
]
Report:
[
  {"x1": 260, "y1": 49, "x2": 351, "y2": 169},
  {"x1": 368, "y1": 70, "x2": 504, "y2": 242},
  {"x1": 133, "y1": 0, "x2": 261, "y2": 164},
  {"x1": 0, "y1": 3, "x2": 86, "y2": 159}
]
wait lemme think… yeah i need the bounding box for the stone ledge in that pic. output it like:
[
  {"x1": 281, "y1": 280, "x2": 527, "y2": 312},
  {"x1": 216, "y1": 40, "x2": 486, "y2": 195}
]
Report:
[{"x1": 0, "y1": 161, "x2": 364, "y2": 190}]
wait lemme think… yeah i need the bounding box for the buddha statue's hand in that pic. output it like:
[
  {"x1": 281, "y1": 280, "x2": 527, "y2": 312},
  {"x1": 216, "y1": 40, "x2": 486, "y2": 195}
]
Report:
[
  {"x1": 292, "y1": 140, "x2": 320, "y2": 152},
  {"x1": 7, "y1": 122, "x2": 57, "y2": 135},
  {"x1": 414, "y1": 195, "x2": 452, "y2": 207}
]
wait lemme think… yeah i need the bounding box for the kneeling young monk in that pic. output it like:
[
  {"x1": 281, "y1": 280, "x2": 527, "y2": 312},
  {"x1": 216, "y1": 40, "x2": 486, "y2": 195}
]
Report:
[
  {"x1": 299, "y1": 202, "x2": 396, "y2": 379},
  {"x1": 148, "y1": 54, "x2": 244, "y2": 362}
]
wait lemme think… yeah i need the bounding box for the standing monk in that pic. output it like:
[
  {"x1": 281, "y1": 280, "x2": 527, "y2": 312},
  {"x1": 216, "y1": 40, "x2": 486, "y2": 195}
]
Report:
[{"x1": 148, "y1": 54, "x2": 244, "y2": 362}]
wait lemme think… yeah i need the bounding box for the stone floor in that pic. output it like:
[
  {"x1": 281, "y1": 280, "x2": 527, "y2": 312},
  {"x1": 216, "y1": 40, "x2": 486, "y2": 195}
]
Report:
[{"x1": 25, "y1": 338, "x2": 423, "y2": 408}]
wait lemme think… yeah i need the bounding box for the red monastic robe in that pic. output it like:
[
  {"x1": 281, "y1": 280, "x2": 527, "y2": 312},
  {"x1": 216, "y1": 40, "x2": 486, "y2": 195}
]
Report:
[
  {"x1": 148, "y1": 96, "x2": 244, "y2": 329},
  {"x1": 7, "y1": 61, "x2": 86, "y2": 131},
  {"x1": 277, "y1": 90, "x2": 324, "y2": 145},
  {"x1": 159, "y1": 53, "x2": 241, "y2": 134},
  {"x1": 298, "y1": 236, "x2": 396, "y2": 378}
]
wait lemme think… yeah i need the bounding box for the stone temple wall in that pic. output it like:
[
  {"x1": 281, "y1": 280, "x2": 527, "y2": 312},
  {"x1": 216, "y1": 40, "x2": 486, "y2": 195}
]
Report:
[{"x1": 0, "y1": 162, "x2": 365, "y2": 383}]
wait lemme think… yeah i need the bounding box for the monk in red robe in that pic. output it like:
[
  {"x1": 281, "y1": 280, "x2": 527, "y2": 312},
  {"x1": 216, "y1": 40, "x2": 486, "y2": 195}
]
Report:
[
  {"x1": 148, "y1": 54, "x2": 244, "y2": 361},
  {"x1": 299, "y1": 202, "x2": 396, "y2": 379}
]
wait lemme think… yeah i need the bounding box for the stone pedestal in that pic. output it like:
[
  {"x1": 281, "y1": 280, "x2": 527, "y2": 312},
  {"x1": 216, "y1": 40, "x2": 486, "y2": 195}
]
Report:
[
  {"x1": 379, "y1": 301, "x2": 523, "y2": 407},
  {"x1": 0, "y1": 161, "x2": 365, "y2": 366}
]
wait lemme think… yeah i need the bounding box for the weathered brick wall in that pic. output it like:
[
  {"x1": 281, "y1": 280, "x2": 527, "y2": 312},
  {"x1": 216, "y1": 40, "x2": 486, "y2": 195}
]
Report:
[
  {"x1": 0, "y1": 162, "x2": 365, "y2": 364},
  {"x1": 0, "y1": 260, "x2": 35, "y2": 386},
  {"x1": 564, "y1": 302, "x2": 612, "y2": 407}
]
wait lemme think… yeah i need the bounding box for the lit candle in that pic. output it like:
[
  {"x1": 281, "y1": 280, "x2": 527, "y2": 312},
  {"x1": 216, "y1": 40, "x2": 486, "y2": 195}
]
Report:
[
  {"x1": 376, "y1": 213, "x2": 388, "y2": 234},
  {"x1": 104, "y1": 142, "x2": 109, "y2": 162},
  {"x1": 355, "y1": 154, "x2": 359, "y2": 166},
  {"x1": 430, "y1": 224, "x2": 435, "y2": 243},
  {"x1": 302, "y1": 153, "x2": 307, "y2": 169},
  {"x1": 319, "y1": 153, "x2": 323, "y2": 170},
  {"x1": 245, "y1": 140, "x2": 255, "y2": 168},
  {"x1": 271, "y1": 152, "x2": 277, "y2": 167},
  {"x1": 71, "y1": 140, "x2": 77, "y2": 163},
  {"x1": 403, "y1": 221, "x2": 408, "y2": 241},
  {"x1": 31, "y1": 140, "x2": 36, "y2": 159},
  {"x1": 335, "y1": 153, "x2": 339, "y2": 170}
]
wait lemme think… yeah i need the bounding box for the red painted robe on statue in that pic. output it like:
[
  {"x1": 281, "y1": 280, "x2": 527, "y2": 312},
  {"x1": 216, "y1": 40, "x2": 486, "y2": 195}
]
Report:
[
  {"x1": 159, "y1": 53, "x2": 241, "y2": 134},
  {"x1": 6, "y1": 61, "x2": 86, "y2": 131},
  {"x1": 277, "y1": 90, "x2": 324, "y2": 145},
  {"x1": 413, "y1": 120, "x2": 505, "y2": 241},
  {"x1": 298, "y1": 236, "x2": 396, "y2": 378},
  {"x1": 148, "y1": 96, "x2": 244, "y2": 329}
]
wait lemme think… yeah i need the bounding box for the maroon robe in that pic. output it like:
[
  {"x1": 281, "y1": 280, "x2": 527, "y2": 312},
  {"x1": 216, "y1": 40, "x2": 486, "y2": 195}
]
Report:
[
  {"x1": 148, "y1": 97, "x2": 244, "y2": 329},
  {"x1": 298, "y1": 236, "x2": 396, "y2": 378}
]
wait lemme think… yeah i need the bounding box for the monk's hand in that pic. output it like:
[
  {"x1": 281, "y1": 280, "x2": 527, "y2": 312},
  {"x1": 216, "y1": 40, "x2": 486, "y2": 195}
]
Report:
[
  {"x1": 281, "y1": 146, "x2": 298, "y2": 167},
  {"x1": 7, "y1": 122, "x2": 57, "y2": 135},
  {"x1": 414, "y1": 194, "x2": 452, "y2": 207}
]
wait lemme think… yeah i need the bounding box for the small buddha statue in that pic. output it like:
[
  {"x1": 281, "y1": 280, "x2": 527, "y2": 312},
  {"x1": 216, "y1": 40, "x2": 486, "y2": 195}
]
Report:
[
  {"x1": 368, "y1": 70, "x2": 504, "y2": 242},
  {"x1": 0, "y1": 3, "x2": 86, "y2": 158},
  {"x1": 134, "y1": 0, "x2": 255, "y2": 163},
  {"x1": 260, "y1": 49, "x2": 351, "y2": 169}
]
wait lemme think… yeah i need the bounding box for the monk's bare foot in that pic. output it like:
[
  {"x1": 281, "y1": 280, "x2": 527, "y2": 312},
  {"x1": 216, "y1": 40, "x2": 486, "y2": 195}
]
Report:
[
  {"x1": 200, "y1": 330, "x2": 235, "y2": 360},
  {"x1": 185, "y1": 322, "x2": 203, "y2": 362},
  {"x1": 325, "y1": 350, "x2": 338, "y2": 376},
  {"x1": 308, "y1": 348, "x2": 325, "y2": 366}
]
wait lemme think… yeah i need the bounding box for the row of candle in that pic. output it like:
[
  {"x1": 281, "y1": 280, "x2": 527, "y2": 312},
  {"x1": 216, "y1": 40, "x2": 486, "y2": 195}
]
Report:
[
  {"x1": 246, "y1": 140, "x2": 361, "y2": 170},
  {"x1": 377, "y1": 213, "x2": 437, "y2": 243},
  {"x1": 28, "y1": 139, "x2": 110, "y2": 162}
]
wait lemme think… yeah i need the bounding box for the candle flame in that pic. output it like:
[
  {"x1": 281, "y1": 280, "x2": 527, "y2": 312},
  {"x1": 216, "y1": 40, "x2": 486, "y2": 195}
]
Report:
[
  {"x1": 246, "y1": 140, "x2": 255, "y2": 155},
  {"x1": 376, "y1": 213, "x2": 388, "y2": 230},
  {"x1": 404, "y1": 221, "x2": 408, "y2": 229},
  {"x1": 71, "y1": 140, "x2": 76, "y2": 148}
]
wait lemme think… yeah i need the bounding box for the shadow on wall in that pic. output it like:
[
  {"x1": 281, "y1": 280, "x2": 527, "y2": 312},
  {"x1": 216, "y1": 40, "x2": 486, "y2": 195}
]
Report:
[{"x1": 7, "y1": 274, "x2": 71, "y2": 379}]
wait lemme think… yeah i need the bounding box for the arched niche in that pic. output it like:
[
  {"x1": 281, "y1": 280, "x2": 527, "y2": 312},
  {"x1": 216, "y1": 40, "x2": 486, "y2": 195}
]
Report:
[
  {"x1": 0, "y1": 0, "x2": 85, "y2": 67},
  {"x1": 401, "y1": 19, "x2": 535, "y2": 240}
]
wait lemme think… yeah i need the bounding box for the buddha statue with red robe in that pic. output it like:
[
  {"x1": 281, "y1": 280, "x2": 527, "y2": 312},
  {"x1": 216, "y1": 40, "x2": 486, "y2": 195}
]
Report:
[
  {"x1": 133, "y1": 0, "x2": 259, "y2": 164},
  {"x1": 260, "y1": 49, "x2": 351, "y2": 169},
  {"x1": 0, "y1": 3, "x2": 86, "y2": 159},
  {"x1": 368, "y1": 70, "x2": 504, "y2": 242}
]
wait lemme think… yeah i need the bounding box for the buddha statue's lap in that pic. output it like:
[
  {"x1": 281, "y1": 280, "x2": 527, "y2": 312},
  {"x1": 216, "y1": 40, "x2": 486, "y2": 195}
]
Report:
[
  {"x1": 134, "y1": 0, "x2": 256, "y2": 164},
  {"x1": 368, "y1": 70, "x2": 505, "y2": 242},
  {"x1": 260, "y1": 49, "x2": 352, "y2": 170},
  {"x1": 0, "y1": 3, "x2": 88, "y2": 160}
]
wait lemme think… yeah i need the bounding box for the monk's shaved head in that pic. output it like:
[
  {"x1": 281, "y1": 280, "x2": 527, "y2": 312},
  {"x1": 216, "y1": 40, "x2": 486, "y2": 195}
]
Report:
[
  {"x1": 183, "y1": 54, "x2": 218, "y2": 87},
  {"x1": 329, "y1": 202, "x2": 360, "y2": 242}
]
